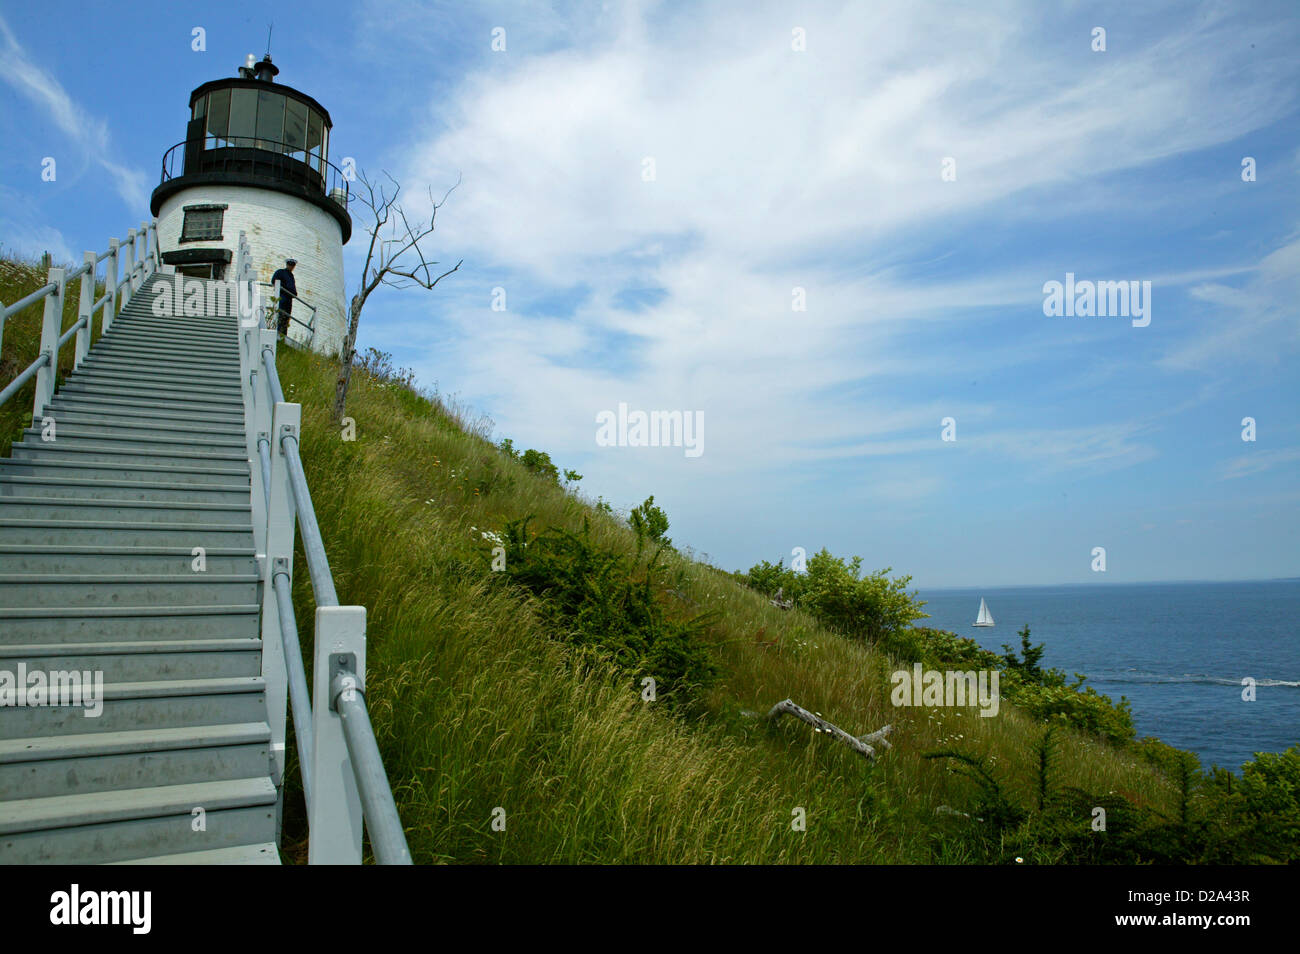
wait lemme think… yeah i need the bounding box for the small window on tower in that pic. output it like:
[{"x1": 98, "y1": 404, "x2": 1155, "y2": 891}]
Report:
[{"x1": 180, "y1": 205, "x2": 226, "y2": 243}]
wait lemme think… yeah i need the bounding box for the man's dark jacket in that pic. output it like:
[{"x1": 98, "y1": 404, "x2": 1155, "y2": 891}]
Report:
[{"x1": 271, "y1": 267, "x2": 297, "y2": 311}]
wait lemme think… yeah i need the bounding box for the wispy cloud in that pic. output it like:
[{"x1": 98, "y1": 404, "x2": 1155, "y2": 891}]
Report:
[
  {"x1": 0, "y1": 13, "x2": 147, "y2": 211},
  {"x1": 1218, "y1": 447, "x2": 1300, "y2": 481},
  {"x1": 1159, "y1": 236, "x2": 1300, "y2": 371}
]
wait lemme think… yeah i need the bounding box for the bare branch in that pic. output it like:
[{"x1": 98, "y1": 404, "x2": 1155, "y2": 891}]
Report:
[{"x1": 333, "y1": 167, "x2": 463, "y2": 422}]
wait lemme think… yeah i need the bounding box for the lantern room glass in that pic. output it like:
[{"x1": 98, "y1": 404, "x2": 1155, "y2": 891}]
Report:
[
  {"x1": 194, "y1": 86, "x2": 330, "y2": 170},
  {"x1": 284, "y1": 98, "x2": 308, "y2": 159},
  {"x1": 227, "y1": 89, "x2": 256, "y2": 148},
  {"x1": 256, "y1": 89, "x2": 285, "y2": 151},
  {"x1": 205, "y1": 88, "x2": 230, "y2": 145}
]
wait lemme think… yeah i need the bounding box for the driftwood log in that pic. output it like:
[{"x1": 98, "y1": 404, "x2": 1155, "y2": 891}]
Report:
[
  {"x1": 766, "y1": 699, "x2": 892, "y2": 761},
  {"x1": 769, "y1": 587, "x2": 793, "y2": 610}
]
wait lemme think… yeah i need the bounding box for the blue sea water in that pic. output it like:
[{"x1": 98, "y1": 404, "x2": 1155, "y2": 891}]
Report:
[{"x1": 914, "y1": 581, "x2": 1300, "y2": 771}]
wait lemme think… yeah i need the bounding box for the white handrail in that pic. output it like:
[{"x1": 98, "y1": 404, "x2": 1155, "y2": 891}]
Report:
[
  {"x1": 235, "y1": 230, "x2": 411, "y2": 865},
  {"x1": 0, "y1": 220, "x2": 159, "y2": 417}
]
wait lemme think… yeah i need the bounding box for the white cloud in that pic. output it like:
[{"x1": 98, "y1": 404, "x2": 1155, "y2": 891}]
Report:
[{"x1": 352, "y1": 0, "x2": 1296, "y2": 538}]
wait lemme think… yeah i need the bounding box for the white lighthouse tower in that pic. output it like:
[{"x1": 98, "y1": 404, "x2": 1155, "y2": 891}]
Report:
[{"x1": 151, "y1": 53, "x2": 350, "y2": 353}]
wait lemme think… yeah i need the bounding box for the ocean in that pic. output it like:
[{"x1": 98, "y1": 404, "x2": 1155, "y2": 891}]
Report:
[{"x1": 914, "y1": 580, "x2": 1300, "y2": 771}]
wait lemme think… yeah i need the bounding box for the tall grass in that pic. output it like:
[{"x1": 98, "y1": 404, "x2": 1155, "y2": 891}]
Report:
[{"x1": 271, "y1": 344, "x2": 1183, "y2": 863}]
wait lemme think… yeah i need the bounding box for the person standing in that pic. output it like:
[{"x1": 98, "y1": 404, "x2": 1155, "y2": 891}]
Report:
[{"x1": 270, "y1": 258, "x2": 298, "y2": 340}]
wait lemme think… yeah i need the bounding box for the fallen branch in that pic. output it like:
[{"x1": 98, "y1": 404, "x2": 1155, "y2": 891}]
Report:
[{"x1": 766, "y1": 699, "x2": 892, "y2": 761}]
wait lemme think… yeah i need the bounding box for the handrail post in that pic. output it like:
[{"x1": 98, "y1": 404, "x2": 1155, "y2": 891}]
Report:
[
  {"x1": 262, "y1": 397, "x2": 297, "y2": 840},
  {"x1": 309, "y1": 604, "x2": 367, "y2": 864},
  {"x1": 104, "y1": 239, "x2": 119, "y2": 330},
  {"x1": 141, "y1": 221, "x2": 152, "y2": 270},
  {"x1": 122, "y1": 230, "x2": 136, "y2": 306},
  {"x1": 270, "y1": 279, "x2": 281, "y2": 336},
  {"x1": 75, "y1": 252, "x2": 94, "y2": 368},
  {"x1": 32, "y1": 266, "x2": 65, "y2": 422}
]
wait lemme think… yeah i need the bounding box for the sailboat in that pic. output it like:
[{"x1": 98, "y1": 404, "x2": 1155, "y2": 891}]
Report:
[{"x1": 973, "y1": 597, "x2": 995, "y2": 627}]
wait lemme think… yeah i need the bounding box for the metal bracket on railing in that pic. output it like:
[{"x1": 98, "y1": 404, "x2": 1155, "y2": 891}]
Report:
[{"x1": 329, "y1": 653, "x2": 365, "y2": 711}]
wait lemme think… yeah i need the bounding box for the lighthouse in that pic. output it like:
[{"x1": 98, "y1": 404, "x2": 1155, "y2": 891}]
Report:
[{"x1": 150, "y1": 53, "x2": 351, "y2": 353}]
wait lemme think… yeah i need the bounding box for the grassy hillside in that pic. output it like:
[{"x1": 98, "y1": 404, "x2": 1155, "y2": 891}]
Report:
[{"x1": 272, "y1": 343, "x2": 1299, "y2": 865}]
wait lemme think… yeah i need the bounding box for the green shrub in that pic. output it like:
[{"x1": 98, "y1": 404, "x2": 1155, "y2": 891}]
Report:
[
  {"x1": 1004, "y1": 673, "x2": 1136, "y2": 746},
  {"x1": 1236, "y1": 745, "x2": 1300, "y2": 862},
  {"x1": 520, "y1": 448, "x2": 559, "y2": 483},
  {"x1": 629, "y1": 495, "x2": 670, "y2": 550},
  {"x1": 739, "y1": 549, "x2": 927, "y2": 643},
  {"x1": 498, "y1": 515, "x2": 717, "y2": 706}
]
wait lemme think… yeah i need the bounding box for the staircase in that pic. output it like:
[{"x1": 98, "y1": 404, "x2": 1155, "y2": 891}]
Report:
[{"x1": 0, "y1": 281, "x2": 280, "y2": 864}]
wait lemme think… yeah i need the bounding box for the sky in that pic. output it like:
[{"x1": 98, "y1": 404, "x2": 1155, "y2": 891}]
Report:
[{"x1": 0, "y1": 0, "x2": 1297, "y2": 588}]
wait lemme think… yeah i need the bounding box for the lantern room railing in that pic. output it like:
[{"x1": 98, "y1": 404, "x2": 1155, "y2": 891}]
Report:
[{"x1": 159, "y1": 136, "x2": 351, "y2": 206}]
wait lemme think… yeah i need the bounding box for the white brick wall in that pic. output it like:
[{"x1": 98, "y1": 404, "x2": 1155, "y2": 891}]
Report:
[{"x1": 156, "y1": 185, "x2": 348, "y2": 354}]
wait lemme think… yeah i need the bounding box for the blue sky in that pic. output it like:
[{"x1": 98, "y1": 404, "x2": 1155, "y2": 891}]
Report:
[{"x1": 1, "y1": 0, "x2": 1297, "y2": 587}]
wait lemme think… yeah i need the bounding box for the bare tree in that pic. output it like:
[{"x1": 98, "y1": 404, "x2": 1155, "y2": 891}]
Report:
[{"x1": 333, "y1": 169, "x2": 463, "y2": 422}]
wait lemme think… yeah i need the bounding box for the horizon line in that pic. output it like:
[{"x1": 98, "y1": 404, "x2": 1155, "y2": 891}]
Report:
[{"x1": 914, "y1": 577, "x2": 1300, "y2": 592}]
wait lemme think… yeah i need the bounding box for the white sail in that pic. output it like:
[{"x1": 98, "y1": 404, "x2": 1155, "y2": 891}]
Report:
[{"x1": 973, "y1": 597, "x2": 994, "y2": 627}]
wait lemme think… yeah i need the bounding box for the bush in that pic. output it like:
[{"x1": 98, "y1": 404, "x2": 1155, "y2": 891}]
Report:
[
  {"x1": 629, "y1": 495, "x2": 670, "y2": 550},
  {"x1": 519, "y1": 448, "x2": 559, "y2": 483},
  {"x1": 881, "y1": 625, "x2": 1000, "y2": 668},
  {"x1": 739, "y1": 558, "x2": 809, "y2": 604},
  {"x1": 497, "y1": 438, "x2": 562, "y2": 484},
  {"x1": 1005, "y1": 673, "x2": 1136, "y2": 746},
  {"x1": 739, "y1": 548, "x2": 927, "y2": 643},
  {"x1": 498, "y1": 515, "x2": 717, "y2": 706},
  {"x1": 1236, "y1": 745, "x2": 1300, "y2": 862}
]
